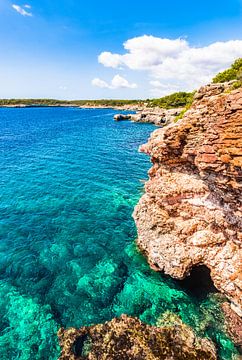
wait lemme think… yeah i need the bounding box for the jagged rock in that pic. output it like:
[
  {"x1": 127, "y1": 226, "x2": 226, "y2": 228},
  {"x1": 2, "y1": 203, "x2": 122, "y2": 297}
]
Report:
[
  {"x1": 133, "y1": 84, "x2": 242, "y2": 315},
  {"x1": 58, "y1": 314, "x2": 217, "y2": 360}
]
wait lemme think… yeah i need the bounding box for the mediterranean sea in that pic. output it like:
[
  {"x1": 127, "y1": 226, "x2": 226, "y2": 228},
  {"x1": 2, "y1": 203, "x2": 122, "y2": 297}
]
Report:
[{"x1": 0, "y1": 108, "x2": 238, "y2": 359}]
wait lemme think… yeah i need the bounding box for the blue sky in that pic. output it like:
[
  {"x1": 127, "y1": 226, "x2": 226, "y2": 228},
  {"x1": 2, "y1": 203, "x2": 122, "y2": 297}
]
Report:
[{"x1": 0, "y1": 0, "x2": 242, "y2": 99}]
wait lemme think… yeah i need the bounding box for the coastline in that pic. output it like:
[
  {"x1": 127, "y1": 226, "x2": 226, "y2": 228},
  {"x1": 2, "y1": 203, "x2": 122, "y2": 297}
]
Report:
[
  {"x1": 57, "y1": 81, "x2": 242, "y2": 359},
  {"x1": 0, "y1": 103, "x2": 142, "y2": 110},
  {"x1": 133, "y1": 82, "x2": 242, "y2": 333}
]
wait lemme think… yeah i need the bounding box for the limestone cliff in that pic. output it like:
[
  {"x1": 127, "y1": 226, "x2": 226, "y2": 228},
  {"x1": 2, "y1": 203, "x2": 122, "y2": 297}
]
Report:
[
  {"x1": 133, "y1": 83, "x2": 242, "y2": 315},
  {"x1": 58, "y1": 314, "x2": 216, "y2": 360}
]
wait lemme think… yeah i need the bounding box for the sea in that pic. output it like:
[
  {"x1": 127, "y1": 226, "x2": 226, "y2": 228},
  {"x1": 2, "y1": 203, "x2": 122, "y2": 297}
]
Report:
[{"x1": 0, "y1": 107, "x2": 238, "y2": 359}]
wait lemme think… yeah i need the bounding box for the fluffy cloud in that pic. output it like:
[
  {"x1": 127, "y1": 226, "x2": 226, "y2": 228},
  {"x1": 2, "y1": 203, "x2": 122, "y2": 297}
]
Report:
[
  {"x1": 99, "y1": 36, "x2": 189, "y2": 70},
  {"x1": 149, "y1": 81, "x2": 181, "y2": 97},
  {"x1": 98, "y1": 35, "x2": 242, "y2": 93},
  {"x1": 12, "y1": 4, "x2": 32, "y2": 16},
  {"x1": 92, "y1": 75, "x2": 137, "y2": 89}
]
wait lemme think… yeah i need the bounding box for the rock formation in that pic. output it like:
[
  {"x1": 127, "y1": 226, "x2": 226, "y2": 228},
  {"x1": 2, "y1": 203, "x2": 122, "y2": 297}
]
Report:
[
  {"x1": 58, "y1": 314, "x2": 216, "y2": 360},
  {"x1": 114, "y1": 114, "x2": 132, "y2": 121},
  {"x1": 222, "y1": 302, "x2": 242, "y2": 349},
  {"x1": 114, "y1": 107, "x2": 183, "y2": 126},
  {"x1": 133, "y1": 83, "x2": 242, "y2": 315}
]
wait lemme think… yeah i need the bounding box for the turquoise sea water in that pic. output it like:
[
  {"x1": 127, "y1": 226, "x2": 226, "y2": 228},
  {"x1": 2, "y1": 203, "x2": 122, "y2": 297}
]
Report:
[{"x1": 0, "y1": 108, "x2": 238, "y2": 359}]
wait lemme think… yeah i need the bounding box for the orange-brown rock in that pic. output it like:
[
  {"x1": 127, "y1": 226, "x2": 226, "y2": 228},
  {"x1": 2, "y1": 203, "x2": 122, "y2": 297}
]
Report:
[
  {"x1": 222, "y1": 302, "x2": 242, "y2": 349},
  {"x1": 133, "y1": 83, "x2": 242, "y2": 315},
  {"x1": 58, "y1": 314, "x2": 216, "y2": 360}
]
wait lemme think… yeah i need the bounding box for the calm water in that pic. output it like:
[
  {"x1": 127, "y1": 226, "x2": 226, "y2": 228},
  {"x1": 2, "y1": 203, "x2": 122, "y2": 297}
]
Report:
[{"x1": 0, "y1": 108, "x2": 238, "y2": 359}]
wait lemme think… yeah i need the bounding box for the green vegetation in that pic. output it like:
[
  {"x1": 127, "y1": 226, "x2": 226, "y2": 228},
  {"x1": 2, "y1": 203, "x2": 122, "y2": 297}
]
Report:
[
  {"x1": 0, "y1": 93, "x2": 194, "y2": 109},
  {"x1": 146, "y1": 91, "x2": 194, "y2": 109},
  {"x1": 0, "y1": 98, "x2": 142, "y2": 107},
  {"x1": 212, "y1": 58, "x2": 242, "y2": 84},
  {"x1": 174, "y1": 106, "x2": 190, "y2": 123},
  {"x1": 76, "y1": 99, "x2": 142, "y2": 107}
]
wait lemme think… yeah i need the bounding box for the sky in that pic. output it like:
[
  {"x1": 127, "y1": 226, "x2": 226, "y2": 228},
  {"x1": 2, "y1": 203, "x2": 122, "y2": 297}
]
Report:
[{"x1": 0, "y1": 0, "x2": 242, "y2": 99}]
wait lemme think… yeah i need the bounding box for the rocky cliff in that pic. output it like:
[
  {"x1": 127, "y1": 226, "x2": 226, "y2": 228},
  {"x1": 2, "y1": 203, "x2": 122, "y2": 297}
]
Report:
[
  {"x1": 58, "y1": 313, "x2": 216, "y2": 360},
  {"x1": 133, "y1": 83, "x2": 242, "y2": 316}
]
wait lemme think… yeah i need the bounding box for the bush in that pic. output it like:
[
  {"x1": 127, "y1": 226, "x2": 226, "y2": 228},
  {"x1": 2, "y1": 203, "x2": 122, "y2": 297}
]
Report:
[
  {"x1": 148, "y1": 91, "x2": 194, "y2": 109},
  {"x1": 212, "y1": 58, "x2": 242, "y2": 83}
]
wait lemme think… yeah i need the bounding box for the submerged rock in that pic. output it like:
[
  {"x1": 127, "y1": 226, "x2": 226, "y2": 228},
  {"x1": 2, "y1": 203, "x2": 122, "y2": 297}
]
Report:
[
  {"x1": 58, "y1": 314, "x2": 216, "y2": 359},
  {"x1": 133, "y1": 83, "x2": 242, "y2": 315}
]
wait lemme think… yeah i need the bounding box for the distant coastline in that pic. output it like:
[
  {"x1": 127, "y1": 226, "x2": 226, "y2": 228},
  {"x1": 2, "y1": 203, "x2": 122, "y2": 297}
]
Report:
[
  {"x1": 0, "y1": 91, "x2": 194, "y2": 110},
  {"x1": 0, "y1": 99, "x2": 142, "y2": 110}
]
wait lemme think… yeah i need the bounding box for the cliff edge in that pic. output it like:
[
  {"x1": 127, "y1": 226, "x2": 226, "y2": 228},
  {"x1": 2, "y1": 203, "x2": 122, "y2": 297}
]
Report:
[{"x1": 133, "y1": 83, "x2": 242, "y2": 315}]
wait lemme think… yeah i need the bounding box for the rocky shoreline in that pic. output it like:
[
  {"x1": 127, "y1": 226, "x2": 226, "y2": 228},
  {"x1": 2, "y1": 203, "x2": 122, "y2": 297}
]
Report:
[
  {"x1": 133, "y1": 82, "x2": 242, "y2": 340},
  {"x1": 114, "y1": 107, "x2": 184, "y2": 126},
  {"x1": 58, "y1": 82, "x2": 242, "y2": 359},
  {"x1": 56, "y1": 82, "x2": 242, "y2": 359}
]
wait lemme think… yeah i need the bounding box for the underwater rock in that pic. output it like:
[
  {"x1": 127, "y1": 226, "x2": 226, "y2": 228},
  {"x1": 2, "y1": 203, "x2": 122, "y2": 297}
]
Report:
[
  {"x1": 133, "y1": 83, "x2": 242, "y2": 315},
  {"x1": 58, "y1": 314, "x2": 217, "y2": 359}
]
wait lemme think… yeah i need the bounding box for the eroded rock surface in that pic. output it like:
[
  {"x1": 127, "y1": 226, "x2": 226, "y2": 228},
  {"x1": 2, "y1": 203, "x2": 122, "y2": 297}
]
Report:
[
  {"x1": 222, "y1": 302, "x2": 242, "y2": 349},
  {"x1": 58, "y1": 314, "x2": 216, "y2": 360},
  {"x1": 133, "y1": 84, "x2": 242, "y2": 315},
  {"x1": 114, "y1": 107, "x2": 183, "y2": 126}
]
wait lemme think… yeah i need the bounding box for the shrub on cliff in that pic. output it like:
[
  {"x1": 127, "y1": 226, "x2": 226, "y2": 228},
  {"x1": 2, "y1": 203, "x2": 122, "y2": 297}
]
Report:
[
  {"x1": 148, "y1": 91, "x2": 194, "y2": 109},
  {"x1": 212, "y1": 58, "x2": 242, "y2": 83}
]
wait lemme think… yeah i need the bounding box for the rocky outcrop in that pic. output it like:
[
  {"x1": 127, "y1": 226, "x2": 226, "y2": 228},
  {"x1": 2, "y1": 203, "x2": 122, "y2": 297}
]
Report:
[
  {"x1": 114, "y1": 114, "x2": 132, "y2": 121},
  {"x1": 58, "y1": 313, "x2": 217, "y2": 360},
  {"x1": 114, "y1": 107, "x2": 183, "y2": 126},
  {"x1": 133, "y1": 83, "x2": 242, "y2": 315},
  {"x1": 222, "y1": 302, "x2": 242, "y2": 349},
  {"x1": 131, "y1": 107, "x2": 183, "y2": 126}
]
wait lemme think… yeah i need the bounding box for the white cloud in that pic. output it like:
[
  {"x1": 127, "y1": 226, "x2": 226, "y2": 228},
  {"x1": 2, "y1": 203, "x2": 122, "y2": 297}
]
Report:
[
  {"x1": 12, "y1": 4, "x2": 32, "y2": 16},
  {"x1": 92, "y1": 75, "x2": 137, "y2": 89},
  {"x1": 92, "y1": 78, "x2": 110, "y2": 88},
  {"x1": 98, "y1": 35, "x2": 242, "y2": 93},
  {"x1": 98, "y1": 52, "x2": 123, "y2": 69},
  {"x1": 149, "y1": 81, "x2": 181, "y2": 97},
  {"x1": 98, "y1": 36, "x2": 189, "y2": 70},
  {"x1": 111, "y1": 74, "x2": 137, "y2": 89}
]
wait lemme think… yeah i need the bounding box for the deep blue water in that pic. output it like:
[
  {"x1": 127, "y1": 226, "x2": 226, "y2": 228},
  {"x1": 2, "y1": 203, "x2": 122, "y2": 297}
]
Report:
[{"x1": 0, "y1": 108, "x2": 238, "y2": 359}]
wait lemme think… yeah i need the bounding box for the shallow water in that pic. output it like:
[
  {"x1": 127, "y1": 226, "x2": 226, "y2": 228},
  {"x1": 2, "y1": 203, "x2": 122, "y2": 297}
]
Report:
[{"x1": 0, "y1": 108, "x2": 238, "y2": 359}]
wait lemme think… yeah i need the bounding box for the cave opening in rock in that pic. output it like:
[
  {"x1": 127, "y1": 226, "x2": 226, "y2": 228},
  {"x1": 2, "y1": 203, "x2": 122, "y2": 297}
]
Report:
[{"x1": 177, "y1": 265, "x2": 218, "y2": 299}]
